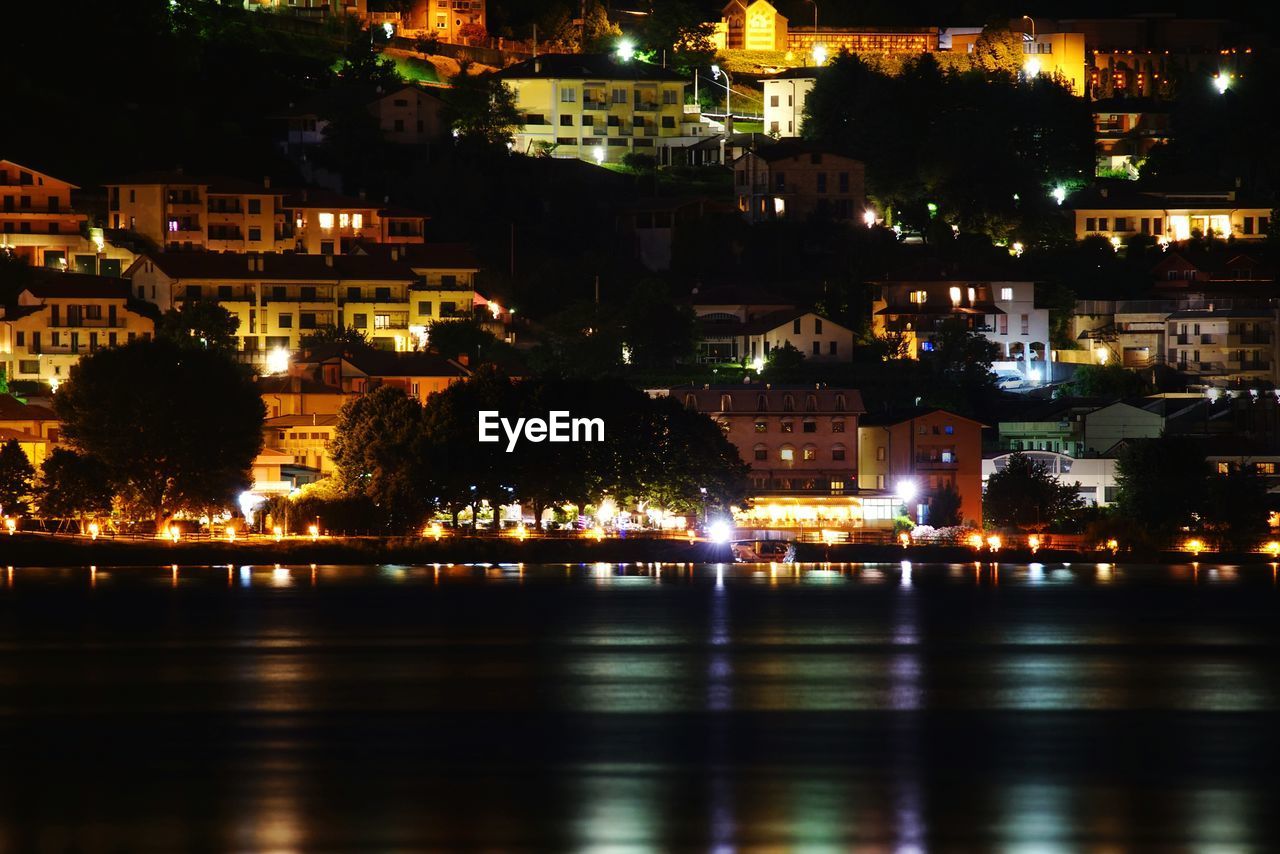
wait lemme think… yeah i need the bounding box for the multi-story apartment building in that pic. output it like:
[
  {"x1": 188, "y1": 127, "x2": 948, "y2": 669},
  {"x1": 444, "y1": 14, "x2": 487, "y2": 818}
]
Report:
[
  {"x1": 292, "y1": 346, "x2": 471, "y2": 405},
  {"x1": 733, "y1": 144, "x2": 866, "y2": 224},
  {"x1": 789, "y1": 26, "x2": 938, "y2": 56},
  {"x1": 1070, "y1": 184, "x2": 1271, "y2": 244},
  {"x1": 105, "y1": 174, "x2": 427, "y2": 255},
  {"x1": 871, "y1": 266, "x2": 1052, "y2": 382},
  {"x1": 348, "y1": 242, "x2": 479, "y2": 331},
  {"x1": 496, "y1": 54, "x2": 694, "y2": 165},
  {"x1": 948, "y1": 29, "x2": 1086, "y2": 95},
  {"x1": 761, "y1": 69, "x2": 816, "y2": 138},
  {"x1": 0, "y1": 160, "x2": 92, "y2": 269},
  {"x1": 412, "y1": 0, "x2": 486, "y2": 43},
  {"x1": 857, "y1": 407, "x2": 985, "y2": 526},
  {"x1": 264, "y1": 413, "x2": 340, "y2": 474},
  {"x1": 0, "y1": 394, "x2": 60, "y2": 469},
  {"x1": 1092, "y1": 98, "x2": 1171, "y2": 176},
  {"x1": 983, "y1": 451, "x2": 1119, "y2": 507},
  {"x1": 245, "y1": 0, "x2": 366, "y2": 19},
  {"x1": 0, "y1": 274, "x2": 156, "y2": 387},
  {"x1": 126, "y1": 251, "x2": 430, "y2": 363}
]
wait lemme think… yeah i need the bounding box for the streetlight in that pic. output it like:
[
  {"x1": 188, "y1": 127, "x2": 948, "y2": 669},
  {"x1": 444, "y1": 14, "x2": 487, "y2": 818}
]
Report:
[
  {"x1": 711, "y1": 64, "x2": 732, "y2": 131},
  {"x1": 1214, "y1": 73, "x2": 1230, "y2": 94},
  {"x1": 1022, "y1": 15, "x2": 1036, "y2": 41},
  {"x1": 616, "y1": 38, "x2": 635, "y2": 62},
  {"x1": 805, "y1": 0, "x2": 818, "y2": 33},
  {"x1": 812, "y1": 43, "x2": 827, "y2": 66}
]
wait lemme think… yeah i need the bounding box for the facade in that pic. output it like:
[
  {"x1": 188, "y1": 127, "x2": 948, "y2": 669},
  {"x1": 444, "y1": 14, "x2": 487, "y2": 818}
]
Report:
[
  {"x1": 761, "y1": 70, "x2": 816, "y2": 138},
  {"x1": 292, "y1": 346, "x2": 470, "y2": 404},
  {"x1": 983, "y1": 451, "x2": 1119, "y2": 507},
  {"x1": 126, "y1": 251, "x2": 432, "y2": 363},
  {"x1": 257, "y1": 374, "x2": 349, "y2": 418},
  {"x1": 496, "y1": 54, "x2": 698, "y2": 166},
  {"x1": 872, "y1": 268, "x2": 1052, "y2": 381},
  {"x1": 0, "y1": 275, "x2": 156, "y2": 387},
  {"x1": 949, "y1": 30, "x2": 1086, "y2": 95},
  {"x1": 105, "y1": 174, "x2": 427, "y2": 255},
  {"x1": 715, "y1": 0, "x2": 788, "y2": 51},
  {"x1": 671, "y1": 384, "x2": 865, "y2": 498},
  {"x1": 0, "y1": 160, "x2": 97, "y2": 270},
  {"x1": 733, "y1": 145, "x2": 866, "y2": 224},
  {"x1": 858, "y1": 408, "x2": 985, "y2": 526},
  {"x1": 264, "y1": 413, "x2": 339, "y2": 474},
  {"x1": 1070, "y1": 185, "x2": 1271, "y2": 244},
  {"x1": 788, "y1": 27, "x2": 938, "y2": 57},
  {"x1": 1092, "y1": 98, "x2": 1171, "y2": 176},
  {"x1": 0, "y1": 394, "x2": 60, "y2": 469},
  {"x1": 245, "y1": 0, "x2": 367, "y2": 19},
  {"x1": 411, "y1": 0, "x2": 486, "y2": 43},
  {"x1": 744, "y1": 311, "x2": 854, "y2": 364}
]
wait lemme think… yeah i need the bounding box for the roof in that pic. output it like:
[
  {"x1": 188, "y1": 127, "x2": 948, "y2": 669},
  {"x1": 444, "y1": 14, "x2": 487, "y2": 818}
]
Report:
[
  {"x1": 1069, "y1": 181, "x2": 1272, "y2": 210},
  {"x1": 738, "y1": 141, "x2": 863, "y2": 165},
  {"x1": 266, "y1": 414, "x2": 341, "y2": 428},
  {"x1": 254, "y1": 375, "x2": 344, "y2": 396},
  {"x1": 495, "y1": 53, "x2": 687, "y2": 83},
  {"x1": 881, "y1": 258, "x2": 1031, "y2": 283},
  {"x1": 859, "y1": 406, "x2": 987, "y2": 427},
  {"x1": 743, "y1": 309, "x2": 852, "y2": 335},
  {"x1": 0, "y1": 160, "x2": 78, "y2": 189},
  {"x1": 20, "y1": 272, "x2": 132, "y2": 300},
  {"x1": 280, "y1": 187, "x2": 424, "y2": 215},
  {"x1": 353, "y1": 242, "x2": 480, "y2": 271},
  {"x1": 275, "y1": 83, "x2": 441, "y2": 118},
  {"x1": 104, "y1": 171, "x2": 276, "y2": 195},
  {"x1": 0, "y1": 394, "x2": 56, "y2": 421},
  {"x1": 137, "y1": 251, "x2": 417, "y2": 282},
  {"x1": 297, "y1": 345, "x2": 470, "y2": 378},
  {"x1": 762, "y1": 67, "x2": 822, "y2": 81}
]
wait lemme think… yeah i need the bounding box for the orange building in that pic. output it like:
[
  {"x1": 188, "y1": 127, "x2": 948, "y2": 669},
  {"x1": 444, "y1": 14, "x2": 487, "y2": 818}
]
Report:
[
  {"x1": 858, "y1": 408, "x2": 986, "y2": 527},
  {"x1": 0, "y1": 160, "x2": 90, "y2": 269}
]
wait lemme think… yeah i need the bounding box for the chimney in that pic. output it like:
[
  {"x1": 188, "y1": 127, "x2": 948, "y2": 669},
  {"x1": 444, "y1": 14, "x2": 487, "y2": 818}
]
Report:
[{"x1": 263, "y1": 176, "x2": 271, "y2": 189}]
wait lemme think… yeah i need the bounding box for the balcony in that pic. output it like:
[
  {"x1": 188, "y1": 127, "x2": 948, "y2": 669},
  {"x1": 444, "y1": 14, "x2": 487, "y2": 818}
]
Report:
[
  {"x1": 48, "y1": 319, "x2": 123, "y2": 329},
  {"x1": 1227, "y1": 332, "x2": 1273, "y2": 346},
  {"x1": 583, "y1": 98, "x2": 609, "y2": 111},
  {"x1": 1226, "y1": 360, "x2": 1272, "y2": 372},
  {"x1": 634, "y1": 102, "x2": 660, "y2": 112}
]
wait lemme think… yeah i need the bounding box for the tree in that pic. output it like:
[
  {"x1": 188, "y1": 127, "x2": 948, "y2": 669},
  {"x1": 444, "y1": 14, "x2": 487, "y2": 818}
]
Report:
[
  {"x1": 1065, "y1": 363, "x2": 1152, "y2": 397},
  {"x1": 442, "y1": 73, "x2": 521, "y2": 149},
  {"x1": 637, "y1": 0, "x2": 715, "y2": 71},
  {"x1": 427, "y1": 319, "x2": 513, "y2": 365},
  {"x1": 0, "y1": 439, "x2": 35, "y2": 517},
  {"x1": 335, "y1": 39, "x2": 401, "y2": 89},
  {"x1": 1114, "y1": 437, "x2": 1207, "y2": 540},
  {"x1": 54, "y1": 338, "x2": 265, "y2": 532},
  {"x1": 329, "y1": 385, "x2": 435, "y2": 532},
  {"x1": 1204, "y1": 466, "x2": 1270, "y2": 550},
  {"x1": 972, "y1": 26, "x2": 1023, "y2": 76},
  {"x1": 156, "y1": 299, "x2": 240, "y2": 351},
  {"x1": 581, "y1": 0, "x2": 622, "y2": 52},
  {"x1": 766, "y1": 341, "x2": 806, "y2": 371},
  {"x1": 35, "y1": 449, "x2": 114, "y2": 529},
  {"x1": 922, "y1": 319, "x2": 1000, "y2": 413},
  {"x1": 300, "y1": 324, "x2": 370, "y2": 349},
  {"x1": 984, "y1": 451, "x2": 1083, "y2": 530},
  {"x1": 927, "y1": 481, "x2": 963, "y2": 527},
  {"x1": 621, "y1": 280, "x2": 698, "y2": 369}
]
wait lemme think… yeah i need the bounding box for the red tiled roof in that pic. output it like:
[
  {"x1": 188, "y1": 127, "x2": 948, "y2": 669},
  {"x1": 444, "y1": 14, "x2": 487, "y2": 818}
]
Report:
[{"x1": 139, "y1": 251, "x2": 417, "y2": 282}]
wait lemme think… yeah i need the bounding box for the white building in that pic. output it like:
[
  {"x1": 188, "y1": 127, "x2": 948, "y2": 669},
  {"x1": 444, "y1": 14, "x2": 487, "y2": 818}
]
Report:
[
  {"x1": 983, "y1": 451, "x2": 1118, "y2": 507},
  {"x1": 762, "y1": 70, "x2": 817, "y2": 138}
]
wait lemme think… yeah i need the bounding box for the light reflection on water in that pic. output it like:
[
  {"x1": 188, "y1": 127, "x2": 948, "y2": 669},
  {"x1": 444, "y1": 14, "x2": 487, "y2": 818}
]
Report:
[{"x1": 2, "y1": 561, "x2": 1280, "y2": 849}]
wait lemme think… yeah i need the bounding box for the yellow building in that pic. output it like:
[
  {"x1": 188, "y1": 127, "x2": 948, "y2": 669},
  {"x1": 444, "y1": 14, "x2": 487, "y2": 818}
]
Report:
[
  {"x1": 949, "y1": 30, "x2": 1086, "y2": 95},
  {"x1": 105, "y1": 175, "x2": 427, "y2": 256},
  {"x1": 1070, "y1": 185, "x2": 1272, "y2": 243},
  {"x1": 411, "y1": 0, "x2": 486, "y2": 44},
  {"x1": 257, "y1": 374, "x2": 349, "y2": 418},
  {"x1": 351, "y1": 242, "x2": 481, "y2": 344},
  {"x1": 0, "y1": 274, "x2": 157, "y2": 387},
  {"x1": 496, "y1": 54, "x2": 692, "y2": 165},
  {"x1": 716, "y1": 0, "x2": 788, "y2": 51},
  {"x1": 264, "y1": 413, "x2": 340, "y2": 473},
  {"x1": 0, "y1": 394, "x2": 60, "y2": 469},
  {"x1": 292, "y1": 345, "x2": 471, "y2": 405}
]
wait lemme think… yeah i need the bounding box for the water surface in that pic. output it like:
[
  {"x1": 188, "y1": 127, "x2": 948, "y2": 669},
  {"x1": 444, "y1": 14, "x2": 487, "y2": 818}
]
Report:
[{"x1": 2, "y1": 561, "x2": 1279, "y2": 850}]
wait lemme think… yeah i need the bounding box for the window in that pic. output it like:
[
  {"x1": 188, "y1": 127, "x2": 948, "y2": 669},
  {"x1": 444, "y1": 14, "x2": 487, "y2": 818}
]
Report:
[
  {"x1": 832, "y1": 420, "x2": 845, "y2": 433},
  {"x1": 277, "y1": 313, "x2": 293, "y2": 329},
  {"x1": 1098, "y1": 217, "x2": 1109, "y2": 231},
  {"x1": 779, "y1": 447, "x2": 794, "y2": 462},
  {"x1": 1154, "y1": 217, "x2": 1163, "y2": 235},
  {"x1": 186, "y1": 285, "x2": 203, "y2": 300},
  {"x1": 1021, "y1": 314, "x2": 1030, "y2": 335},
  {"x1": 909, "y1": 290, "x2": 927, "y2": 304},
  {"x1": 375, "y1": 287, "x2": 391, "y2": 301},
  {"x1": 301, "y1": 286, "x2": 316, "y2": 301},
  {"x1": 375, "y1": 314, "x2": 391, "y2": 329},
  {"x1": 248, "y1": 199, "x2": 261, "y2": 215},
  {"x1": 792, "y1": 318, "x2": 801, "y2": 334},
  {"x1": 780, "y1": 421, "x2": 794, "y2": 433},
  {"x1": 560, "y1": 87, "x2": 576, "y2": 102},
  {"x1": 353, "y1": 313, "x2": 368, "y2": 328},
  {"x1": 802, "y1": 446, "x2": 817, "y2": 461},
  {"x1": 814, "y1": 318, "x2": 823, "y2": 334},
  {"x1": 876, "y1": 446, "x2": 886, "y2": 461},
  {"x1": 816, "y1": 173, "x2": 827, "y2": 193},
  {"x1": 802, "y1": 420, "x2": 816, "y2": 433},
  {"x1": 774, "y1": 172, "x2": 786, "y2": 191},
  {"x1": 829, "y1": 341, "x2": 837, "y2": 355},
  {"x1": 662, "y1": 115, "x2": 675, "y2": 128},
  {"x1": 1000, "y1": 287, "x2": 1013, "y2": 300},
  {"x1": 612, "y1": 88, "x2": 627, "y2": 104},
  {"x1": 1086, "y1": 217, "x2": 1096, "y2": 231},
  {"x1": 440, "y1": 274, "x2": 457, "y2": 287},
  {"x1": 219, "y1": 285, "x2": 233, "y2": 299},
  {"x1": 770, "y1": 95, "x2": 779, "y2": 107},
  {"x1": 754, "y1": 444, "x2": 767, "y2": 461},
  {"x1": 812, "y1": 341, "x2": 820, "y2": 355},
  {"x1": 352, "y1": 214, "x2": 363, "y2": 230},
  {"x1": 318, "y1": 212, "x2": 335, "y2": 229},
  {"x1": 1259, "y1": 462, "x2": 1277, "y2": 475},
  {"x1": 248, "y1": 227, "x2": 261, "y2": 241},
  {"x1": 838, "y1": 172, "x2": 849, "y2": 192},
  {"x1": 560, "y1": 115, "x2": 574, "y2": 126},
  {"x1": 418, "y1": 301, "x2": 433, "y2": 316},
  {"x1": 783, "y1": 395, "x2": 795, "y2": 412},
  {"x1": 832, "y1": 445, "x2": 846, "y2": 461},
  {"x1": 1114, "y1": 216, "x2": 1129, "y2": 231}
]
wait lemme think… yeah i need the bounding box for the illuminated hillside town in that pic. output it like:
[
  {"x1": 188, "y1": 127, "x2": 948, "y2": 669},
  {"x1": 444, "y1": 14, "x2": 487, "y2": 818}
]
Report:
[{"x1": 5, "y1": 2, "x2": 1280, "y2": 849}]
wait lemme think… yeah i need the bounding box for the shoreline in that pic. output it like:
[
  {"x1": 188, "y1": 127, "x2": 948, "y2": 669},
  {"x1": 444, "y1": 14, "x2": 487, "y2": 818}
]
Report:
[{"x1": 1, "y1": 533, "x2": 1275, "y2": 567}]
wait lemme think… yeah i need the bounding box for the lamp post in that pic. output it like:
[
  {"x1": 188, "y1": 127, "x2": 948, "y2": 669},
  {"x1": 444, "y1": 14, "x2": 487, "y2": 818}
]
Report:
[
  {"x1": 806, "y1": 0, "x2": 817, "y2": 32},
  {"x1": 711, "y1": 64, "x2": 732, "y2": 130},
  {"x1": 1022, "y1": 14, "x2": 1035, "y2": 41}
]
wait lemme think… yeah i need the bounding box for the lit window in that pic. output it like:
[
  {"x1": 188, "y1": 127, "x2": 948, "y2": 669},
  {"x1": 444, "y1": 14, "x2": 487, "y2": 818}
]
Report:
[
  {"x1": 339, "y1": 213, "x2": 350, "y2": 229},
  {"x1": 352, "y1": 213, "x2": 363, "y2": 229},
  {"x1": 1259, "y1": 462, "x2": 1277, "y2": 475},
  {"x1": 780, "y1": 447, "x2": 794, "y2": 462},
  {"x1": 802, "y1": 447, "x2": 816, "y2": 461},
  {"x1": 1217, "y1": 462, "x2": 1230, "y2": 474},
  {"x1": 318, "y1": 212, "x2": 335, "y2": 229},
  {"x1": 909, "y1": 290, "x2": 927, "y2": 304},
  {"x1": 1000, "y1": 287, "x2": 1013, "y2": 300},
  {"x1": 949, "y1": 286, "x2": 962, "y2": 304}
]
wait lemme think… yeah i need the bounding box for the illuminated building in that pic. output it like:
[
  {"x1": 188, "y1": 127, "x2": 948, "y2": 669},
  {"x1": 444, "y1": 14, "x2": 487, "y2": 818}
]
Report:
[
  {"x1": 948, "y1": 29, "x2": 1086, "y2": 95},
  {"x1": 291, "y1": 346, "x2": 470, "y2": 405},
  {"x1": 407, "y1": 0, "x2": 486, "y2": 45},
  {"x1": 496, "y1": 54, "x2": 704, "y2": 166},
  {"x1": 871, "y1": 262, "x2": 1051, "y2": 382},
  {"x1": 244, "y1": 0, "x2": 367, "y2": 20},
  {"x1": 0, "y1": 394, "x2": 60, "y2": 468},
  {"x1": 125, "y1": 251, "x2": 421, "y2": 364},
  {"x1": 0, "y1": 160, "x2": 133, "y2": 275},
  {"x1": 715, "y1": 0, "x2": 788, "y2": 51},
  {"x1": 761, "y1": 69, "x2": 816, "y2": 138},
  {"x1": 984, "y1": 452, "x2": 1118, "y2": 507},
  {"x1": 264, "y1": 413, "x2": 339, "y2": 473},
  {"x1": 858, "y1": 408, "x2": 985, "y2": 526},
  {"x1": 1091, "y1": 98, "x2": 1171, "y2": 176},
  {"x1": 0, "y1": 273, "x2": 156, "y2": 388},
  {"x1": 733, "y1": 143, "x2": 866, "y2": 224},
  {"x1": 787, "y1": 27, "x2": 938, "y2": 57},
  {"x1": 1069, "y1": 184, "x2": 1271, "y2": 244}
]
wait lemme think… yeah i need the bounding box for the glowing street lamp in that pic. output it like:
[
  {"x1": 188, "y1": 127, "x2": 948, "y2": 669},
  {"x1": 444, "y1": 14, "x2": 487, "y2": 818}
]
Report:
[
  {"x1": 1185, "y1": 538, "x2": 1205, "y2": 557},
  {"x1": 88, "y1": 522, "x2": 100, "y2": 540},
  {"x1": 274, "y1": 526, "x2": 284, "y2": 542},
  {"x1": 1214, "y1": 74, "x2": 1230, "y2": 94},
  {"x1": 265, "y1": 347, "x2": 290, "y2": 375},
  {"x1": 1028, "y1": 534, "x2": 1040, "y2": 554},
  {"x1": 308, "y1": 524, "x2": 320, "y2": 541},
  {"x1": 1051, "y1": 185, "x2": 1066, "y2": 205},
  {"x1": 895, "y1": 479, "x2": 918, "y2": 504},
  {"x1": 1023, "y1": 57, "x2": 1042, "y2": 78},
  {"x1": 616, "y1": 39, "x2": 635, "y2": 62},
  {"x1": 1266, "y1": 540, "x2": 1280, "y2": 559},
  {"x1": 592, "y1": 145, "x2": 605, "y2": 165},
  {"x1": 812, "y1": 44, "x2": 827, "y2": 66},
  {"x1": 986, "y1": 534, "x2": 1002, "y2": 552},
  {"x1": 707, "y1": 519, "x2": 732, "y2": 544},
  {"x1": 862, "y1": 209, "x2": 876, "y2": 228},
  {"x1": 5, "y1": 517, "x2": 15, "y2": 535}
]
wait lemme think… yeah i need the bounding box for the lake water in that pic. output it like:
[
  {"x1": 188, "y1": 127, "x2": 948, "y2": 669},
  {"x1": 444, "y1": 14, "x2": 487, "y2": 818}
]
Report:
[{"x1": 3, "y1": 561, "x2": 1280, "y2": 850}]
